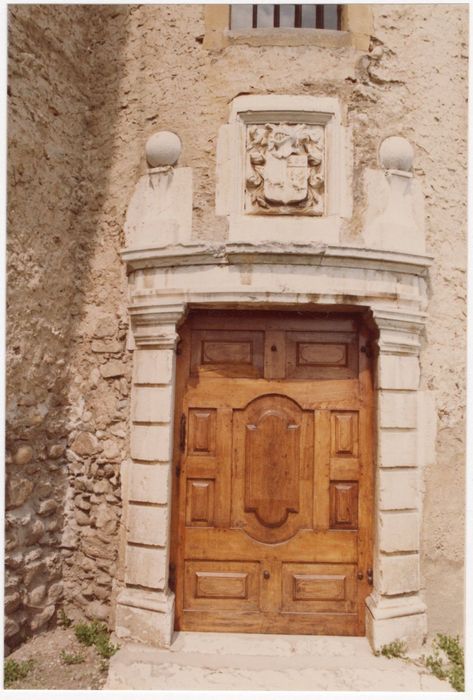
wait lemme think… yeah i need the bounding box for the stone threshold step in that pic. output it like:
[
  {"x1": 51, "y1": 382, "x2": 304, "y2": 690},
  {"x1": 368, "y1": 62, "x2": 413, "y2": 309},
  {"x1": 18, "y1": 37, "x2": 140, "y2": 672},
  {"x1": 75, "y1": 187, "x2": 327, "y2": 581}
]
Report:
[{"x1": 106, "y1": 632, "x2": 451, "y2": 692}]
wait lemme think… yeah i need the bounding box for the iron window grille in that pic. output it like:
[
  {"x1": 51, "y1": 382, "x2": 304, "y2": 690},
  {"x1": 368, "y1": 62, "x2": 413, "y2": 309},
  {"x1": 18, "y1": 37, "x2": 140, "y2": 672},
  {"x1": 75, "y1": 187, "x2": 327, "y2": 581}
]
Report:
[{"x1": 230, "y1": 4, "x2": 342, "y2": 31}]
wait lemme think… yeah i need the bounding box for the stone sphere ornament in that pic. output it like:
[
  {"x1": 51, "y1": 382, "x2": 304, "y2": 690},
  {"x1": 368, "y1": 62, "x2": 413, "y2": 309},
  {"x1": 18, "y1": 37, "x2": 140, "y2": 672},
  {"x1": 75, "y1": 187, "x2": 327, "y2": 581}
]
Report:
[
  {"x1": 145, "y1": 131, "x2": 182, "y2": 167},
  {"x1": 379, "y1": 136, "x2": 414, "y2": 172}
]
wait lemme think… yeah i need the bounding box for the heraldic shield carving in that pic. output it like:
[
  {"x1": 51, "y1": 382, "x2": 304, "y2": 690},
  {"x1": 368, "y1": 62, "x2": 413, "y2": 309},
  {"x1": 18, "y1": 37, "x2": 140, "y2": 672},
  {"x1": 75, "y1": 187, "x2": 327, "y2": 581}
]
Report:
[{"x1": 245, "y1": 123, "x2": 325, "y2": 216}]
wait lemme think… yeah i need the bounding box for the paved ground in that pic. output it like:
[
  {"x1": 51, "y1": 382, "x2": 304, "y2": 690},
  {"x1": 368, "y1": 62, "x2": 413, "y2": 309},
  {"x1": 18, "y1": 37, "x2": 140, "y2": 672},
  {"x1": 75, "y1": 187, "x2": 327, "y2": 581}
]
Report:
[{"x1": 105, "y1": 632, "x2": 452, "y2": 691}]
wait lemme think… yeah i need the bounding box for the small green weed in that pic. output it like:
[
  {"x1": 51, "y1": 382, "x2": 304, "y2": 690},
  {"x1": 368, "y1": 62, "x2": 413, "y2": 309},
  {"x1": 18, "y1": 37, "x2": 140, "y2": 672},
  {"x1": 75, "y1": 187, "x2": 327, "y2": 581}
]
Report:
[
  {"x1": 74, "y1": 620, "x2": 107, "y2": 647},
  {"x1": 425, "y1": 634, "x2": 464, "y2": 692},
  {"x1": 74, "y1": 619, "x2": 119, "y2": 659},
  {"x1": 58, "y1": 608, "x2": 73, "y2": 629},
  {"x1": 95, "y1": 633, "x2": 119, "y2": 659},
  {"x1": 375, "y1": 639, "x2": 407, "y2": 659},
  {"x1": 60, "y1": 650, "x2": 85, "y2": 665},
  {"x1": 4, "y1": 658, "x2": 35, "y2": 687}
]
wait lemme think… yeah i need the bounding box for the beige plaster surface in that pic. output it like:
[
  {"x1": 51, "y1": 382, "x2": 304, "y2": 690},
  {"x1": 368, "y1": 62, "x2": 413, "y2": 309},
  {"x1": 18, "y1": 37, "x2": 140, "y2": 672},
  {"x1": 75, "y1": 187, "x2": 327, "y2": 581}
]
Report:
[{"x1": 106, "y1": 631, "x2": 451, "y2": 691}]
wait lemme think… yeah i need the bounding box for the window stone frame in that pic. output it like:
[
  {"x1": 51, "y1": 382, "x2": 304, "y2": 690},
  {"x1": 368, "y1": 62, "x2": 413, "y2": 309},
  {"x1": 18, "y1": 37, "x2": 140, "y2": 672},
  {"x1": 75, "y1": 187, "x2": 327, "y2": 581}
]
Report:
[{"x1": 203, "y1": 4, "x2": 373, "y2": 51}]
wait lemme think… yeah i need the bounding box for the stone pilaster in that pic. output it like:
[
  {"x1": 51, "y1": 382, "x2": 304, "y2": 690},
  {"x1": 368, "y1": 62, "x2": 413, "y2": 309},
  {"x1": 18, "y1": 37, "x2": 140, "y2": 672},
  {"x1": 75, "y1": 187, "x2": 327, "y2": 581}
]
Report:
[
  {"x1": 115, "y1": 301, "x2": 186, "y2": 648},
  {"x1": 366, "y1": 309, "x2": 431, "y2": 651}
]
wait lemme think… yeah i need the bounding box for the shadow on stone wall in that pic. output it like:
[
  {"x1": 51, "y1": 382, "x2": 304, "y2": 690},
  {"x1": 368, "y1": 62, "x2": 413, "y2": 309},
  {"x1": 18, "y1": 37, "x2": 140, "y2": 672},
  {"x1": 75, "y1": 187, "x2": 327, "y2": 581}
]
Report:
[{"x1": 6, "y1": 5, "x2": 129, "y2": 652}]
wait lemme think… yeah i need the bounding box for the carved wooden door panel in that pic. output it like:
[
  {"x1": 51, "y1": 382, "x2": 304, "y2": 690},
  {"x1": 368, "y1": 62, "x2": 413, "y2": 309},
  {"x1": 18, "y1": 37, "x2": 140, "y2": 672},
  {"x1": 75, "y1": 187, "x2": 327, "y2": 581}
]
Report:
[{"x1": 170, "y1": 310, "x2": 373, "y2": 636}]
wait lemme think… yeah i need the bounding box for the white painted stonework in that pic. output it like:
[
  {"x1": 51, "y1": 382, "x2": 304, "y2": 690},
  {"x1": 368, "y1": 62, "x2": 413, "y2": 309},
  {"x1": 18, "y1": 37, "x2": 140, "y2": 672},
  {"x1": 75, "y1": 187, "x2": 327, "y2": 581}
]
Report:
[
  {"x1": 116, "y1": 119, "x2": 435, "y2": 652},
  {"x1": 363, "y1": 135, "x2": 425, "y2": 256},
  {"x1": 216, "y1": 94, "x2": 350, "y2": 244},
  {"x1": 125, "y1": 168, "x2": 192, "y2": 249}
]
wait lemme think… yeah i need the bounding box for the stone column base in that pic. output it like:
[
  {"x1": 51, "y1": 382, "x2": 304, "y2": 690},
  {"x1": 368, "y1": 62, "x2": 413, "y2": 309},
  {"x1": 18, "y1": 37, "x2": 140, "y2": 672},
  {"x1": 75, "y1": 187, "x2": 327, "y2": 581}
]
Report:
[
  {"x1": 115, "y1": 588, "x2": 175, "y2": 648},
  {"x1": 366, "y1": 593, "x2": 427, "y2": 652}
]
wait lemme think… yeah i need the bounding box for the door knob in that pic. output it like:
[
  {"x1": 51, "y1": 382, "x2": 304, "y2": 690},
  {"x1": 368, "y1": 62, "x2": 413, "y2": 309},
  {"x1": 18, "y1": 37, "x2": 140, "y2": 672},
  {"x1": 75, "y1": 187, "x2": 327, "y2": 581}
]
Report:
[
  {"x1": 357, "y1": 571, "x2": 364, "y2": 580},
  {"x1": 263, "y1": 570, "x2": 270, "y2": 579}
]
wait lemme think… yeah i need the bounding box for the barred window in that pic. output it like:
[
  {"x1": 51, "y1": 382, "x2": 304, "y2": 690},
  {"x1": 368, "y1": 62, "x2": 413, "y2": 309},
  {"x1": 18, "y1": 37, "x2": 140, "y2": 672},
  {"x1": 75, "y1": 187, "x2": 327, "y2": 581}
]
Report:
[{"x1": 230, "y1": 4, "x2": 341, "y2": 31}]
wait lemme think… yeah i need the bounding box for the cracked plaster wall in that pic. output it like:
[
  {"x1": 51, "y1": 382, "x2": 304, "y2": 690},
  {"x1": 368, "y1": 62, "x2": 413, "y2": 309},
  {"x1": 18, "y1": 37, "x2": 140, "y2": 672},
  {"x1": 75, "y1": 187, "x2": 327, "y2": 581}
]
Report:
[{"x1": 6, "y1": 3, "x2": 467, "y2": 650}]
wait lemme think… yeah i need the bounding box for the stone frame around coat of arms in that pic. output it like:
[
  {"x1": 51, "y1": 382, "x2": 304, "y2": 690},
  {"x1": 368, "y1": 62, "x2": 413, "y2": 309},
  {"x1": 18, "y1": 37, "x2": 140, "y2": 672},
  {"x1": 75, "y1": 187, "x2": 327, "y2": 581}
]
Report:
[{"x1": 216, "y1": 95, "x2": 350, "y2": 245}]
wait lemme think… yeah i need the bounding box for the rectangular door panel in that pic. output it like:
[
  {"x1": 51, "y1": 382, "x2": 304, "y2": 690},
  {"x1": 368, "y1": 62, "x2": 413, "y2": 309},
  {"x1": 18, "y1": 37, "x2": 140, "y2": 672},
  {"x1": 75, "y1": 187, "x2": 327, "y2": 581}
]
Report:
[
  {"x1": 190, "y1": 330, "x2": 264, "y2": 378},
  {"x1": 184, "y1": 529, "x2": 358, "y2": 563},
  {"x1": 286, "y1": 331, "x2": 359, "y2": 379},
  {"x1": 179, "y1": 610, "x2": 359, "y2": 636},
  {"x1": 282, "y1": 563, "x2": 357, "y2": 613},
  {"x1": 330, "y1": 481, "x2": 359, "y2": 530},
  {"x1": 183, "y1": 560, "x2": 260, "y2": 611},
  {"x1": 188, "y1": 409, "x2": 217, "y2": 456},
  {"x1": 188, "y1": 310, "x2": 359, "y2": 334},
  {"x1": 185, "y1": 479, "x2": 215, "y2": 527},
  {"x1": 183, "y1": 380, "x2": 360, "y2": 409},
  {"x1": 331, "y1": 411, "x2": 359, "y2": 456}
]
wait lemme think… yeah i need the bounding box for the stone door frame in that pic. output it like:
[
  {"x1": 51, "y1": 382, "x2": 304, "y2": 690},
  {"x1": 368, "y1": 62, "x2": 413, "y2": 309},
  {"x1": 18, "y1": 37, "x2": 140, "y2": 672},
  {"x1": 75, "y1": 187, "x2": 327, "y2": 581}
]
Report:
[{"x1": 114, "y1": 244, "x2": 433, "y2": 651}]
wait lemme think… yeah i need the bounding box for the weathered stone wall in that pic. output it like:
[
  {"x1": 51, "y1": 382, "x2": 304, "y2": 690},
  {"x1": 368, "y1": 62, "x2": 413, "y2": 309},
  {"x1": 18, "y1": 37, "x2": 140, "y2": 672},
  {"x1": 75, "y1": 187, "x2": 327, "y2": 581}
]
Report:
[
  {"x1": 6, "y1": 3, "x2": 467, "y2": 650},
  {"x1": 6, "y1": 5, "x2": 130, "y2": 650}
]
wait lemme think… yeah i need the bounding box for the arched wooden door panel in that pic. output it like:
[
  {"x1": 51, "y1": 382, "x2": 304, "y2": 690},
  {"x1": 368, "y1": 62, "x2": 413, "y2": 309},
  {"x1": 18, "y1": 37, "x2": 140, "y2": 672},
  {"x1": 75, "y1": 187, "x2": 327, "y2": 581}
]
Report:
[{"x1": 170, "y1": 310, "x2": 374, "y2": 636}]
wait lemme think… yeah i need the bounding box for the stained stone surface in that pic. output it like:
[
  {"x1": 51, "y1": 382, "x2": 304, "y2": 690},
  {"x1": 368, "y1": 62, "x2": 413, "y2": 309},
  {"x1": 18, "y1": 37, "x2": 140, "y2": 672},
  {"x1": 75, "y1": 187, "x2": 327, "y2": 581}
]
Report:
[{"x1": 105, "y1": 632, "x2": 452, "y2": 691}]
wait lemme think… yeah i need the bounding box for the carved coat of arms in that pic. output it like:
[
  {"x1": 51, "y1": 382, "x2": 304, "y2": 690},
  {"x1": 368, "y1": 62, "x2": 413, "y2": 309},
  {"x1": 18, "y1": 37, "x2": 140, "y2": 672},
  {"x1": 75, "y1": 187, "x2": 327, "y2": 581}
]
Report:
[{"x1": 245, "y1": 123, "x2": 325, "y2": 216}]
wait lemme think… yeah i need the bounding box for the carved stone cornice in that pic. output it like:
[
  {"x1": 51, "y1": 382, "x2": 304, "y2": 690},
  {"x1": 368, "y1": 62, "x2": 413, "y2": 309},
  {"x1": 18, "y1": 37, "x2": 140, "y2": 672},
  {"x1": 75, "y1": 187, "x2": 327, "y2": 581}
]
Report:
[
  {"x1": 124, "y1": 244, "x2": 432, "y2": 352},
  {"x1": 129, "y1": 298, "x2": 186, "y2": 348},
  {"x1": 372, "y1": 307, "x2": 427, "y2": 355},
  {"x1": 122, "y1": 242, "x2": 224, "y2": 270},
  {"x1": 122, "y1": 241, "x2": 433, "y2": 276}
]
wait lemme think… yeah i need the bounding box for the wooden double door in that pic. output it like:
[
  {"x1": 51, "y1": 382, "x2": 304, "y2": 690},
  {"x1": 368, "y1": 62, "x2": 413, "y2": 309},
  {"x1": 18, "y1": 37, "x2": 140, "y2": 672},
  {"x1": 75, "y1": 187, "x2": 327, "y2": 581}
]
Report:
[{"x1": 170, "y1": 310, "x2": 374, "y2": 636}]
